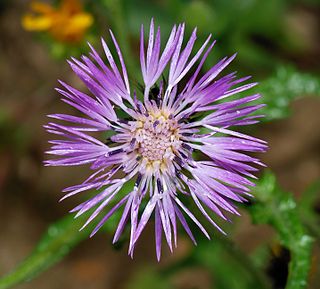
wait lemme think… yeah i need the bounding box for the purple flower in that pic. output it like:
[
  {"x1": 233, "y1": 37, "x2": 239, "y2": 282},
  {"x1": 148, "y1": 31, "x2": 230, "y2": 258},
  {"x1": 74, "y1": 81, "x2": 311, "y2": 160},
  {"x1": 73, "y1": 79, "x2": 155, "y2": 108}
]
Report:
[{"x1": 45, "y1": 19, "x2": 267, "y2": 260}]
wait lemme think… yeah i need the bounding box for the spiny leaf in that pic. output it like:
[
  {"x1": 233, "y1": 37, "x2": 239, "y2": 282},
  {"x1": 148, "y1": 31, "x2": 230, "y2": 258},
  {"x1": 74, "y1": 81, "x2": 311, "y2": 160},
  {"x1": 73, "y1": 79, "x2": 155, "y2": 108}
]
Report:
[
  {"x1": 298, "y1": 180, "x2": 320, "y2": 241},
  {"x1": 248, "y1": 171, "x2": 314, "y2": 289}
]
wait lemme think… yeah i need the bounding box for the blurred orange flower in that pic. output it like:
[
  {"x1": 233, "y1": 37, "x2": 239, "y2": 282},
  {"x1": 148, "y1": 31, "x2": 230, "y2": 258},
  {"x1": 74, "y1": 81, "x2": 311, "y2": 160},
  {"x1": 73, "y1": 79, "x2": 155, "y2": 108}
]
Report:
[{"x1": 22, "y1": 0, "x2": 93, "y2": 43}]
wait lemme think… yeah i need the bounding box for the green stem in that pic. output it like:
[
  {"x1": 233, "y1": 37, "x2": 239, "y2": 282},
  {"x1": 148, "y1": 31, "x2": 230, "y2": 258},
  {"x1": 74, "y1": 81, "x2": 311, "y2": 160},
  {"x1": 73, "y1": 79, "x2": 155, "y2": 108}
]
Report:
[
  {"x1": 248, "y1": 171, "x2": 314, "y2": 289},
  {"x1": 0, "y1": 214, "x2": 91, "y2": 289}
]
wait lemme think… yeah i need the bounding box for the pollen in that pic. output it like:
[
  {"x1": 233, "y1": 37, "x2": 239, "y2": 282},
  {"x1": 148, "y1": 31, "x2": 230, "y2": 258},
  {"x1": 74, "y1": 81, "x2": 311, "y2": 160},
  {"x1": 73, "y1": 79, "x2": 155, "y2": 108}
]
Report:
[{"x1": 133, "y1": 113, "x2": 180, "y2": 163}]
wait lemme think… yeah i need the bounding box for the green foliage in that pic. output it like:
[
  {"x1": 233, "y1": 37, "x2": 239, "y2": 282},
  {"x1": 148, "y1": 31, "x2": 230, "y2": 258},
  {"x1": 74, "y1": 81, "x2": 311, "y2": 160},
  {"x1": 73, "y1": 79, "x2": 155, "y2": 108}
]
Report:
[
  {"x1": 125, "y1": 235, "x2": 272, "y2": 289},
  {"x1": 0, "y1": 214, "x2": 93, "y2": 289},
  {"x1": 298, "y1": 180, "x2": 320, "y2": 241},
  {"x1": 126, "y1": 171, "x2": 315, "y2": 289},
  {"x1": 0, "y1": 182, "x2": 131, "y2": 289},
  {"x1": 3, "y1": 170, "x2": 313, "y2": 289},
  {"x1": 0, "y1": 109, "x2": 29, "y2": 153},
  {"x1": 254, "y1": 66, "x2": 320, "y2": 121},
  {"x1": 248, "y1": 171, "x2": 314, "y2": 289},
  {"x1": 126, "y1": 267, "x2": 171, "y2": 289},
  {"x1": 193, "y1": 237, "x2": 272, "y2": 289}
]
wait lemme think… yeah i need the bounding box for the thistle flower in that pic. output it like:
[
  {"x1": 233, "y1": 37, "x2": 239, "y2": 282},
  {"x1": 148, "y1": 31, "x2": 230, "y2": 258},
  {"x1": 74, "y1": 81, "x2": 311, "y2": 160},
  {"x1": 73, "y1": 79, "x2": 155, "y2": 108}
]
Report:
[
  {"x1": 45, "y1": 20, "x2": 267, "y2": 260},
  {"x1": 22, "y1": 0, "x2": 93, "y2": 43}
]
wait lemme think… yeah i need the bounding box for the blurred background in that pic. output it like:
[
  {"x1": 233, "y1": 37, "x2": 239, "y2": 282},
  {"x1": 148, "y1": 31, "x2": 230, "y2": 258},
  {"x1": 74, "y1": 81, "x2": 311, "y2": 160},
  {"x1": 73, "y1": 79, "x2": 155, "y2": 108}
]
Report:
[{"x1": 0, "y1": 0, "x2": 320, "y2": 289}]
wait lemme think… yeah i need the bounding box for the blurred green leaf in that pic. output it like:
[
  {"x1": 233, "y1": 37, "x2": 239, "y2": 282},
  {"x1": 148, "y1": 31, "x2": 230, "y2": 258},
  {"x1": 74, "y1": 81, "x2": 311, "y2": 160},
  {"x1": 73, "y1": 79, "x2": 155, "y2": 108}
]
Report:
[
  {"x1": 127, "y1": 234, "x2": 272, "y2": 289},
  {"x1": 128, "y1": 171, "x2": 314, "y2": 289},
  {"x1": 248, "y1": 171, "x2": 314, "y2": 289},
  {"x1": 194, "y1": 237, "x2": 272, "y2": 289},
  {"x1": 179, "y1": 1, "x2": 215, "y2": 32},
  {"x1": 1, "y1": 168, "x2": 314, "y2": 289},
  {"x1": 0, "y1": 178, "x2": 134, "y2": 289},
  {"x1": 254, "y1": 66, "x2": 320, "y2": 121},
  {"x1": 0, "y1": 112, "x2": 29, "y2": 153},
  {"x1": 298, "y1": 180, "x2": 320, "y2": 241},
  {"x1": 127, "y1": 267, "x2": 171, "y2": 289},
  {"x1": 0, "y1": 214, "x2": 92, "y2": 289}
]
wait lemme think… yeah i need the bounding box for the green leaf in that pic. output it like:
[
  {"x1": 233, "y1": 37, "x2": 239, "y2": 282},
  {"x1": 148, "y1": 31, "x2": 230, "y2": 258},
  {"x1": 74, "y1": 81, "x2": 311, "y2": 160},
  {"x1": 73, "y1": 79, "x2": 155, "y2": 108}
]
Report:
[
  {"x1": 248, "y1": 171, "x2": 314, "y2": 289},
  {"x1": 179, "y1": 1, "x2": 215, "y2": 33},
  {"x1": 127, "y1": 234, "x2": 272, "y2": 289},
  {"x1": 0, "y1": 179, "x2": 132, "y2": 289},
  {"x1": 126, "y1": 267, "x2": 171, "y2": 289},
  {"x1": 254, "y1": 66, "x2": 320, "y2": 121},
  {"x1": 194, "y1": 236, "x2": 272, "y2": 289},
  {"x1": 0, "y1": 214, "x2": 94, "y2": 289},
  {"x1": 298, "y1": 180, "x2": 320, "y2": 241}
]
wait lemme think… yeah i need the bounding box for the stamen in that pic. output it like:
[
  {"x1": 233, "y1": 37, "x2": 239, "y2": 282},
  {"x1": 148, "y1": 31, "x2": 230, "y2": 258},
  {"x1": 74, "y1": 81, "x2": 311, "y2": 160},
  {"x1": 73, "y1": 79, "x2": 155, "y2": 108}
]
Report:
[
  {"x1": 156, "y1": 81, "x2": 164, "y2": 108},
  {"x1": 137, "y1": 102, "x2": 146, "y2": 114},
  {"x1": 130, "y1": 138, "x2": 136, "y2": 148},
  {"x1": 135, "y1": 173, "x2": 142, "y2": 188},
  {"x1": 174, "y1": 156, "x2": 184, "y2": 166},
  {"x1": 182, "y1": 143, "x2": 192, "y2": 151},
  {"x1": 157, "y1": 178, "x2": 163, "y2": 193},
  {"x1": 180, "y1": 151, "x2": 189, "y2": 159},
  {"x1": 108, "y1": 148, "x2": 123, "y2": 156},
  {"x1": 118, "y1": 119, "x2": 129, "y2": 124},
  {"x1": 181, "y1": 132, "x2": 194, "y2": 137},
  {"x1": 130, "y1": 111, "x2": 180, "y2": 164},
  {"x1": 175, "y1": 167, "x2": 182, "y2": 177}
]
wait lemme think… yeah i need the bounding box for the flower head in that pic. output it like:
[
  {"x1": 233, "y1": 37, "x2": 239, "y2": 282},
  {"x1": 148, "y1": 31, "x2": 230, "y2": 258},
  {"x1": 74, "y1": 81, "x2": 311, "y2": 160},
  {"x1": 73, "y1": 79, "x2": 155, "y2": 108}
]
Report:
[
  {"x1": 22, "y1": 0, "x2": 93, "y2": 43},
  {"x1": 45, "y1": 20, "x2": 267, "y2": 260}
]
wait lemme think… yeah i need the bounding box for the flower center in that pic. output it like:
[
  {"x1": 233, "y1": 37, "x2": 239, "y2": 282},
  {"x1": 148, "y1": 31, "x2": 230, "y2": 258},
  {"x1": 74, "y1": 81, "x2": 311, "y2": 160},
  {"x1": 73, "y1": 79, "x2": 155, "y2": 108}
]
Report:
[{"x1": 134, "y1": 113, "x2": 180, "y2": 163}]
